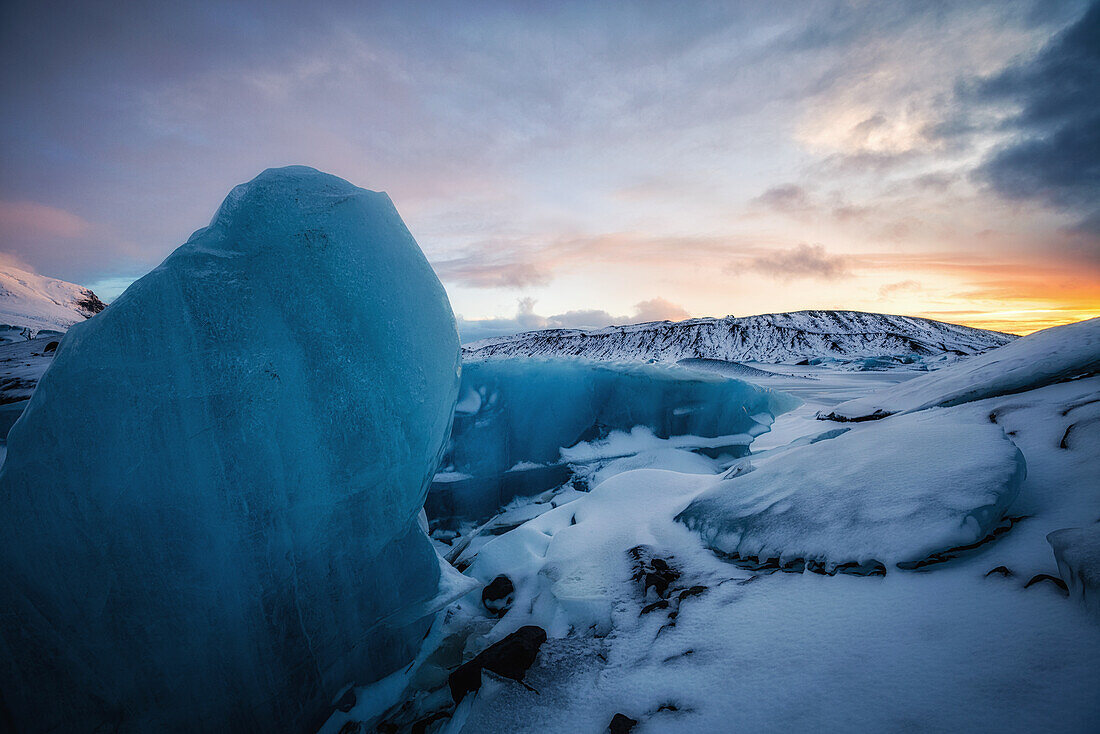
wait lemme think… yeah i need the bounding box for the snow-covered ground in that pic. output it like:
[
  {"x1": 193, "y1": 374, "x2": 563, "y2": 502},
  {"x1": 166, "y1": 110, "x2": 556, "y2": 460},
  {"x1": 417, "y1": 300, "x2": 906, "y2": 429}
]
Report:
[{"x1": 324, "y1": 331, "x2": 1100, "y2": 734}]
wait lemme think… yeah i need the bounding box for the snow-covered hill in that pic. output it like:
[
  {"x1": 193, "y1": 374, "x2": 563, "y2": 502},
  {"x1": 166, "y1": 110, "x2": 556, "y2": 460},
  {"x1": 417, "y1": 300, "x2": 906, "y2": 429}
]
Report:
[
  {"x1": 0, "y1": 264, "x2": 106, "y2": 338},
  {"x1": 462, "y1": 310, "x2": 1015, "y2": 363}
]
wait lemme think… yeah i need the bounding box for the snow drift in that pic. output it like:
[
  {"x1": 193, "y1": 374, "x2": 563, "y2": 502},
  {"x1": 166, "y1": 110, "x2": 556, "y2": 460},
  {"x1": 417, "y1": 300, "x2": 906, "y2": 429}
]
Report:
[
  {"x1": 0, "y1": 167, "x2": 461, "y2": 732},
  {"x1": 677, "y1": 408, "x2": 1026, "y2": 570},
  {"x1": 823, "y1": 317, "x2": 1100, "y2": 421}
]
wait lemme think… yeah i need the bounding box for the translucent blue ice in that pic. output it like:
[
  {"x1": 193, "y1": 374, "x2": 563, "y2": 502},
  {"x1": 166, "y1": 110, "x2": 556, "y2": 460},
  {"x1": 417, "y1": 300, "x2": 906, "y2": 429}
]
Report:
[
  {"x1": 427, "y1": 358, "x2": 799, "y2": 521},
  {"x1": 0, "y1": 167, "x2": 461, "y2": 732}
]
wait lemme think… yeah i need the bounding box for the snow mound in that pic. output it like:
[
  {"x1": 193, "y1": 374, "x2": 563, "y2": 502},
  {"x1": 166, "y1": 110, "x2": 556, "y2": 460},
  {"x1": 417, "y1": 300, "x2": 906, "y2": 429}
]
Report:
[
  {"x1": 677, "y1": 409, "x2": 1026, "y2": 569},
  {"x1": 1049, "y1": 525, "x2": 1100, "y2": 620},
  {"x1": 0, "y1": 263, "x2": 105, "y2": 336},
  {"x1": 824, "y1": 318, "x2": 1100, "y2": 421},
  {"x1": 427, "y1": 358, "x2": 799, "y2": 521},
  {"x1": 0, "y1": 166, "x2": 461, "y2": 732}
]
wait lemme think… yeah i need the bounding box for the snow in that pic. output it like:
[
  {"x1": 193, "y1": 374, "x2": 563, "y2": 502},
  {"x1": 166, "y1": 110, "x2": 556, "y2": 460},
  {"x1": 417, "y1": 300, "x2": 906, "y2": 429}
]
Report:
[
  {"x1": 341, "y1": 326, "x2": 1099, "y2": 733},
  {"x1": 1049, "y1": 525, "x2": 1100, "y2": 620},
  {"x1": 826, "y1": 316, "x2": 1100, "y2": 420},
  {"x1": 0, "y1": 166, "x2": 461, "y2": 732},
  {"x1": 677, "y1": 408, "x2": 1027, "y2": 569},
  {"x1": 463, "y1": 309, "x2": 1014, "y2": 363},
  {"x1": 427, "y1": 358, "x2": 798, "y2": 523},
  {"x1": 0, "y1": 263, "x2": 105, "y2": 335}
]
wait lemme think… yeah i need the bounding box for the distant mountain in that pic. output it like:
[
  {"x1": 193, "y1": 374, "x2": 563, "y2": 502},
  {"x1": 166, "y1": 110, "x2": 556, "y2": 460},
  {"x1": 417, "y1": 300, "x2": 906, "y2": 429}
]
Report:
[
  {"x1": 462, "y1": 310, "x2": 1016, "y2": 363},
  {"x1": 0, "y1": 264, "x2": 106, "y2": 338}
]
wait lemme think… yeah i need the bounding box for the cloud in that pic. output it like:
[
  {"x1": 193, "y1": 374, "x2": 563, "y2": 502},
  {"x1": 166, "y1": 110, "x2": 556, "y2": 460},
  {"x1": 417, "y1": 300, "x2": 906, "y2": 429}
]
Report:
[
  {"x1": 970, "y1": 1, "x2": 1100, "y2": 245},
  {"x1": 747, "y1": 244, "x2": 851, "y2": 281},
  {"x1": 878, "y1": 279, "x2": 921, "y2": 298},
  {"x1": 751, "y1": 184, "x2": 811, "y2": 212},
  {"x1": 632, "y1": 297, "x2": 690, "y2": 323},
  {"x1": 457, "y1": 296, "x2": 690, "y2": 343},
  {"x1": 0, "y1": 200, "x2": 93, "y2": 239}
]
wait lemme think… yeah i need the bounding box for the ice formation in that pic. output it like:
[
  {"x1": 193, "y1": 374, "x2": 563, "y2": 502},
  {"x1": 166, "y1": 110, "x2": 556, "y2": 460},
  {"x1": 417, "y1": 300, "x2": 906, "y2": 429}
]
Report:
[
  {"x1": 1049, "y1": 525, "x2": 1100, "y2": 620},
  {"x1": 677, "y1": 408, "x2": 1026, "y2": 569},
  {"x1": 0, "y1": 167, "x2": 461, "y2": 732},
  {"x1": 824, "y1": 317, "x2": 1100, "y2": 420},
  {"x1": 427, "y1": 358, "x2": 799, "y2": 521}
]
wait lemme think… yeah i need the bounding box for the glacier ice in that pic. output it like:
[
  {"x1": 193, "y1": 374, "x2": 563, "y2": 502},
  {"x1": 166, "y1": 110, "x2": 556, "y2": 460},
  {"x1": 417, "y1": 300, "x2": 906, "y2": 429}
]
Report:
[
  {"x1": 0, "y1": 166, "x2": 461, "y2": 732},
  {"x1": 824, "y1": 317, "x2": 1100, "y2": 421},
  {"x1": 426, "y1": 358, "x2": 799, "y2": 522},
  {"x1": 677, "y1": 408, "x2": 1026, "y2": 570}
]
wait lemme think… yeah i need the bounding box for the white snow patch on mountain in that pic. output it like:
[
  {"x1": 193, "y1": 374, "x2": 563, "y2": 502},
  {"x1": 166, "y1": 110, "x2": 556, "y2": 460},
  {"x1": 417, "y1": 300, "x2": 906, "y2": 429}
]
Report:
[
  {"x1": 0, "y1": 263, "x2": 106, "y2": 337},
  {"x1": 462, "y1": 310, "x2": 1015, "y2": 364}
]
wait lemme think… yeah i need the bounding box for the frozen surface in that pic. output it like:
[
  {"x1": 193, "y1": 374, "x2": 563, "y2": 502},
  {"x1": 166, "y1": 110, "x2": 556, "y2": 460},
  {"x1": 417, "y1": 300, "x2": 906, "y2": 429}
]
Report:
[
  {"x1": 826, "y1": 317, "x2": 1100, "y2": 420},
  {"x1": 326, "y1": 358, "x2": 1100, "y2": 734},
  {"x1": 677, "y1": 408, "x2": 1027, "y2": 569},
  {"x1": 1050, "y1": 525, "x2": 1100, "y2": 620},
  {"x1": 463, "y1": 309, "x2": 1014, "y2": 362},
  {"x1": 0, "y1": 263, "x2": 105, "y2": 335},
  {"x1": 0, "y1": 167, "x2": 461, "y2": 732},
  {"x1": 0, "y1": 335, "x2": 57, "y2": 407},
  {"x1": 427, "y1": 358, "x2": 798, "y2": 521}
]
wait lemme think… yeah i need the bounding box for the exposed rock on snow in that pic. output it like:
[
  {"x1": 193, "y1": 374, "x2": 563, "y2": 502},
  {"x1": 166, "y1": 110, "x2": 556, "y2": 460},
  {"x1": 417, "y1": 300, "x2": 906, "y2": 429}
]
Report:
[
  {"x1": 462, "y1": 310, "x2": 1014, "y2": 363},
  {"x1": 0, "y1": 263, "x2": 105, "y2": 336},
  {"x1": 677, "y1": 409, "x2": 1026, "y2": 570},
  {"x1": 1049, "y1": 525, "x2": 1100, "y2": 619},
  {"x1": 823, "y1": 317, "x2": 1100, "y2": 421},
  {"x1": 0, "y1": 167, "x2": 461, "y2": 732}
]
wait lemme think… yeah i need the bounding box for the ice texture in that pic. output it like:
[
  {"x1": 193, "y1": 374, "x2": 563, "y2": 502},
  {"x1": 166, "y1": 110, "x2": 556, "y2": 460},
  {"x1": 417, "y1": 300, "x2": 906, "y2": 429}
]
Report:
[
  {"x1": 1049, "y1": 525, "x2": 1100, "y2": 620},
  {"x1": 427, "y1": 358, "x2": 799, "y2": 521},
  {"x1": 0, "y1": 167, "x2": 461, "y2": 732},
  {"x1": 677, "y1": 408, "x2": 1026, "y2": 569},
  {"x1": 825, "y1": 317, "x2": 1100, "y2": 421}
]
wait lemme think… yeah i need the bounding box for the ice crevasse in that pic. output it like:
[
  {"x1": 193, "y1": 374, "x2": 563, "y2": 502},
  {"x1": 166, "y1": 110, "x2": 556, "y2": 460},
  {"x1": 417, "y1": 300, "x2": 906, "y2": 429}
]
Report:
[{"x1": 0, "y1": 167, "x2": 462, "y2": 732}]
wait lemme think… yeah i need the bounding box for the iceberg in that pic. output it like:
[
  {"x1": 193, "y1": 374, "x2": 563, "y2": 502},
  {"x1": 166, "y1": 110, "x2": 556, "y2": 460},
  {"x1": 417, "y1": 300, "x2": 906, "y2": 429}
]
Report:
[
  {"x1": 677, "y1": 408, "x2": 1026, "y2": 570},
  {"x1": 0, "y1": 167, "x2": 461, "y2": 732},
  {"x1": 426, "y1": 358, "x2": 799, "y2": 522},
  {"x1": 823, "y1": 317, "x2": 1100, "y2": 421}
]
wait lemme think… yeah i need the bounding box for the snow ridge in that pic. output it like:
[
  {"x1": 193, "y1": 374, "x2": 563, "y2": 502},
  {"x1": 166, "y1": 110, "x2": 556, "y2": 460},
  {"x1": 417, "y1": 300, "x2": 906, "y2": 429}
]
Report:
[{"x1": 463, "y1": 310, "x2": 1015, "y2": 363}]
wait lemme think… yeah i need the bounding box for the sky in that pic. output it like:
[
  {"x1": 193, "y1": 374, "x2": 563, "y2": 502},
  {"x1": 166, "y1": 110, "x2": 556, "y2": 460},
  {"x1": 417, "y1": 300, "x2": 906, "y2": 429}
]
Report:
[{"x1": 1, "y1": 0, "x2": 1097, "y2": 339}]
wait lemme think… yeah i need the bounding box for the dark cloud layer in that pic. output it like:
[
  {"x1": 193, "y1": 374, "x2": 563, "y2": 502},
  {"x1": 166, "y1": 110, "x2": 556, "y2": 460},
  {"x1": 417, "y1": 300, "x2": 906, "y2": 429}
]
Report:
[{"x1": 972, "y1": 1, "x2": 1100, "y2": 238}]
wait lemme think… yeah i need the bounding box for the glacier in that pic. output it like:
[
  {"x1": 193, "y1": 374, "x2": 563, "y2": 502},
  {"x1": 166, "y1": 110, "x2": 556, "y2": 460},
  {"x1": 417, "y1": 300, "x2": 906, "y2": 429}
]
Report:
[
  {"x1": 426, "y1": 358, "x2": 799, "y2": 522},
  {"x1": 0, "y1": 166, "x2": 461, "y2": 732}
]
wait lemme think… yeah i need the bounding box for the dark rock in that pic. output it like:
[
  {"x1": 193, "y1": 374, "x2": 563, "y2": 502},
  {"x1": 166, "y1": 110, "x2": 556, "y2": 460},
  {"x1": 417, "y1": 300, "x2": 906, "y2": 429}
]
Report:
[
  {"x1": 337, "y1": 721, "x2": 361, "y2": 734},
  {"x1": 985, "y1": 566, "x2": 1013, "y2": 577},
  {"x1": 448, "y1": 625, "x2": 547, "y2": 703},
  {"x1": 1024, "y1": 574, "x2": 1069, "y2": 593},
  {"x1": 43, "y1": 341, "x2": 59, "y2": 353},
  {"x1": 482, "y1": 574, "x2": 515, "y2": 617},
  {"x1": 609, "y1": 713, "x2": 638, "y2": 733},
  {"x1": 629, "y1": 545, "x2": 679, "y2": 600},
  {"x1": 641, "y1": 599, "x2": 670, "y2": 615},
  {"x1": 677, "y1": 585, "x2": 707, "y2": 601}
]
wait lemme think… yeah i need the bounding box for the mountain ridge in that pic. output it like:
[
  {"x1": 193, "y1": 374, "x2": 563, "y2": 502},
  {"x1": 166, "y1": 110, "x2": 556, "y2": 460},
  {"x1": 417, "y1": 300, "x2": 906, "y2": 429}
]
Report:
[
  {"x1": 462, "y1": 309, "x2": 1016, "y2": 363},
  {"x1": 0, "y1": 264, "x2": 106, "y2": 337}
]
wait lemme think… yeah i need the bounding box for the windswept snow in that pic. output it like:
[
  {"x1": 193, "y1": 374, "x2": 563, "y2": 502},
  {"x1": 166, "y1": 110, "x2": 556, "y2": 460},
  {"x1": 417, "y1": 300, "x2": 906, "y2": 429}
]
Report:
[
  {"x1": 1049, "y1": 525, "x2": 1100, "y2": 620},
  {"x1": 825, "y1": 317, "x2": 1100, "y2": 421},
  {"x1": 0, "y1": 263, "x2": 105, "y2": 336},
  {"x1": 677, "y1": 408, "x2": 1026, "y2": 570},
  {"x1": 463, "y1": 309, "x2": 1014, "y2": 363}
]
